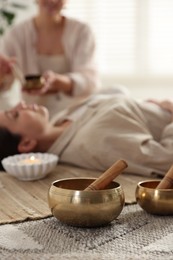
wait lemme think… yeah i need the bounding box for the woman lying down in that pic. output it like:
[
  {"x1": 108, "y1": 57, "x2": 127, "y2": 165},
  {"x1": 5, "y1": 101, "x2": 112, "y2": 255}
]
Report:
[{"x1": 0, "y1": 94, "x2": 173, "y2": 176}]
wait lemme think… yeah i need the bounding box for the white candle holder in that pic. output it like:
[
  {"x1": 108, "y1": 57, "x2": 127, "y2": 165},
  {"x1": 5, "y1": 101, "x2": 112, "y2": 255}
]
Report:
[{"x1": 1, "y1": 153, "x2": 58, "y2": 181}]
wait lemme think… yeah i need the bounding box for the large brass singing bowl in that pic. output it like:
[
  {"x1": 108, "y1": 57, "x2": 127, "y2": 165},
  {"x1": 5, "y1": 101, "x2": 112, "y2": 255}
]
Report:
[
  {"x1": 48, "y1": 177, "x2": 125, "y2": 227},
  {"x1": 136, "y1": 180, "x2": 173, "y2": 215}
]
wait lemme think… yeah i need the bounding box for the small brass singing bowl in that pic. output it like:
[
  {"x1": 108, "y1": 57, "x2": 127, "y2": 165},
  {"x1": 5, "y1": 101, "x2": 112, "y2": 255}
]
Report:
[
  {"x1": 136, "y1": 180, "x2": 173, "y2": 215},
  {"x1": 24, "y1": 75, "x2": 44, "y2": 89},
  {"x1": 48, "y1": 177, "x2": 125, "y2": 227}
]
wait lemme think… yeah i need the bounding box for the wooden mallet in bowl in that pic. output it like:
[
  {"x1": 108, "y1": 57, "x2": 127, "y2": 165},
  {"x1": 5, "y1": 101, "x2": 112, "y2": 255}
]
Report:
[
  {"x1": 156, "y1": 165, "x2": 173, "y2": 189},
  {"x1": 85, "y1": 159, "x2": 128, "y2": 191}
]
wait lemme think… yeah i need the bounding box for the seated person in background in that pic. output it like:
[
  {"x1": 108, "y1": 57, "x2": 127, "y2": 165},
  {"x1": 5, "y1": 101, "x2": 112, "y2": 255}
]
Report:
[
  {"x1": 0, "y1": 0, "x2": 100, "y2": 117},
  {"x1": 0, "y1": 93, "x2": 173, "y2": 176}
]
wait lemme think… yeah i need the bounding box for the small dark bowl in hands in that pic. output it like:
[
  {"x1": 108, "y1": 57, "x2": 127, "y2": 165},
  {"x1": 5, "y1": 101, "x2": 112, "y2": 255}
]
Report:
[{"x1": 23, "y1": 75, "x2": 44, "y2": 89}]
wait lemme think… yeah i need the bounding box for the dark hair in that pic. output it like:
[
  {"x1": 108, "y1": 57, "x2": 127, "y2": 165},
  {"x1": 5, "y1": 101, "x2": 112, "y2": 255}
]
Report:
[{"x1": 0, "y1": 127, "x2": 21, "y2": 170}]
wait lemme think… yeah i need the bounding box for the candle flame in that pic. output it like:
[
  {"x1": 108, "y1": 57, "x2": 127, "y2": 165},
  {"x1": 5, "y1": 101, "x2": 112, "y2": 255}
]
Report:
[
  {"x1": 30, "y1": 156, "x2": 36, "y2": 161},
  {"x1": 19, "y1": 155, "x2": 41, "y2": 165}
]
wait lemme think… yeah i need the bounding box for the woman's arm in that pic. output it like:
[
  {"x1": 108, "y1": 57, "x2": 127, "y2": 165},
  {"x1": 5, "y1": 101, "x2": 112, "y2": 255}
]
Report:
[
  {"x1": 0, "y1": 28, "x2": 18, "y2": 91},
  {"x1": 65, "y1": 23, "x2": 101, "y2": 96},
  {"x1": 148, "y1": 99, "x2": 173, "y2": 119},
  {"x1": 0, "y1": 55, "x2": 15, "y2": 91}
]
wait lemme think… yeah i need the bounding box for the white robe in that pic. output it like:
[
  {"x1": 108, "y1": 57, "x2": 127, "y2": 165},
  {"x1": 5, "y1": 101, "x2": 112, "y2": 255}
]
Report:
[{"x1": 48, "y1": 95, "x2": 173, "y2": 176}]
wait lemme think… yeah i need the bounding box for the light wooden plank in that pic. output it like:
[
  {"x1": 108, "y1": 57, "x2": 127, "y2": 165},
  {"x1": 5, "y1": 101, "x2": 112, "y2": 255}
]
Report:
[{"x1": 0, "y1": 164, "x2": 161, "y2": 225}]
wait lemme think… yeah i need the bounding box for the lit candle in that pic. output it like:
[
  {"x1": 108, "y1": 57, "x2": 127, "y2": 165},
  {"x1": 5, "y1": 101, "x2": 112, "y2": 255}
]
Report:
[{"x1": 19, "y1": 155, "x2": 42, "y2": 165}]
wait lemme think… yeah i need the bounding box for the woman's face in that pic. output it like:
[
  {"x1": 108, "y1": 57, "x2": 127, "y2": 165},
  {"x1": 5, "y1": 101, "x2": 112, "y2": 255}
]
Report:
[
  {"x1": 37, "y1": 0, "x2": 67, "y2": 16},
  {"x1": 0, "y1": 102, "x2": 49, "y2": 139}
]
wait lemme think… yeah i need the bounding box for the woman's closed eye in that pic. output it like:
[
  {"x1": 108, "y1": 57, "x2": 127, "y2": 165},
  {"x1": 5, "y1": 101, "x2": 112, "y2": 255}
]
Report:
[{"x1": 5, "y1": 110, "x2": 19, "y2": 120}]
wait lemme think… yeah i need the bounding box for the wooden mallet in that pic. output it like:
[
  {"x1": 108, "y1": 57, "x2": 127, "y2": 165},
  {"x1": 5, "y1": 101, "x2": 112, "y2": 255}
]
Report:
[{"x1": 84, "y1": 159, "x2": 128, "y2": 191}]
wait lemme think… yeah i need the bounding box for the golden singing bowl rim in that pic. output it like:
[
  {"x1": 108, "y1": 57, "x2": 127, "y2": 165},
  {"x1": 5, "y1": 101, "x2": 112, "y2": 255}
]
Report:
[
  {"x1": 137, "y1": 179, "x2": 173, "y2": 191},
  {"x1": 136, "y1": 179, "x2": 173, "y2": 215},
  {"x1": 51, "y1": 177, "x2": 122, "y2": 195}
]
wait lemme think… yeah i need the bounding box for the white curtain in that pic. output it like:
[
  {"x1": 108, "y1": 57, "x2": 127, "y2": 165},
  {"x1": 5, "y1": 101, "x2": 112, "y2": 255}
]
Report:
[
  {"x1": 3, "y1": 0, "x2": 173, "y2": 87},
  {"x1": 64, "y1": 0, "x2": 173, "y2": 86}
]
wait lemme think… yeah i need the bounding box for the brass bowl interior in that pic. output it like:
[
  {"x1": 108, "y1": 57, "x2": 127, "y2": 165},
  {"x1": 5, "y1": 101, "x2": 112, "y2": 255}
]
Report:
[
  {"x1": 139, "y1": 180, "x2": 160, "y2": 189},
  {"x1": 53, "y1": 178, "x2": 119, "y2": 191}
]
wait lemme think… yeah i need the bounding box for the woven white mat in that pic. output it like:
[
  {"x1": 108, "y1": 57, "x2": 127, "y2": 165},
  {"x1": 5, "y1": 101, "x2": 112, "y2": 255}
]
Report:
[{"x1": 0, "y1": 204, "x2": 172, "y2": 260}]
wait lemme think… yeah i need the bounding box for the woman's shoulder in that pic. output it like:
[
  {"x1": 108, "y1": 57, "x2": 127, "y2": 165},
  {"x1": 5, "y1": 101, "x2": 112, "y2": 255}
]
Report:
[
  {"x1": 2, "y1": 17, "x2": 36, "y2": 44},
  {"x1": 65, "y1": 16, "x2": 91, "y2": 31},
  {"x1": 5, "y1": 17, "x2": 34, "y2": 36}
]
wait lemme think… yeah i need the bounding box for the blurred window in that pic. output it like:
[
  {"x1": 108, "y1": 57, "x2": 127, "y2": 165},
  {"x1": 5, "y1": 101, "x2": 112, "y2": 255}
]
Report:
[{"x1": 65, "y1": 0, "x2": 173, "y2": 82}]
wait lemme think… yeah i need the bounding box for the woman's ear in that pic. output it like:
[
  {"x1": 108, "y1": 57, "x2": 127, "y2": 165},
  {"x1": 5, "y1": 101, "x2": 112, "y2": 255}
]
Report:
[{"x1": 18, "y1": 137, "x2": 38, "y2": 153}]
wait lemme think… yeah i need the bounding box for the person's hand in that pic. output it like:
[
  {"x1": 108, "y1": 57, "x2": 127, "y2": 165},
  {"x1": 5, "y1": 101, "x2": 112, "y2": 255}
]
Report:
[
  {"x1": 148, "y1": 98, "x2": 173, "y2": 120},
  {"x1": 39, "y1": 70, "x2": 62, "y2": 94},
  {"x1": 22, "y1": 70, "x2": 72, "y2": 96},
  {"x1": 0, "y1": 55, "x2": 15, "y2": 90}
]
